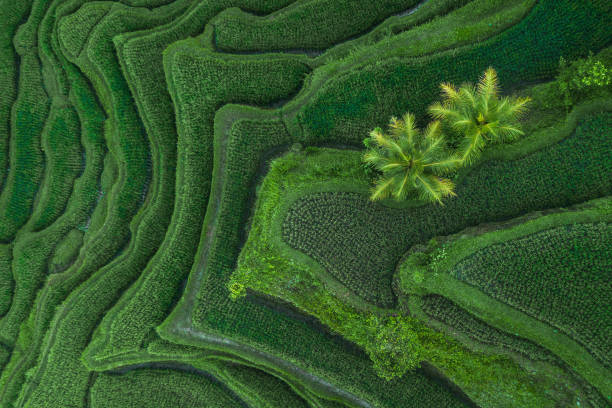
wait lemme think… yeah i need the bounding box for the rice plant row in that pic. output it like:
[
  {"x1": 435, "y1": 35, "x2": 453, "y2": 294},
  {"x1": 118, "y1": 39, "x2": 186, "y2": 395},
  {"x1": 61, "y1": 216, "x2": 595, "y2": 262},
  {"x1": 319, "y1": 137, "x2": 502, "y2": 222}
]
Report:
[
  {"x1": 449, "y1": 222, "x2": 611, "y2": 368},
  {"x1": 283, "y1": 112, "x2": 612, "y2": 308},
  {"x1": 417, "y1": 294, "x2": 609, "y2": 408},
  {"x1": 0, "y1": 0, "x2": 610, "y2": 406}
]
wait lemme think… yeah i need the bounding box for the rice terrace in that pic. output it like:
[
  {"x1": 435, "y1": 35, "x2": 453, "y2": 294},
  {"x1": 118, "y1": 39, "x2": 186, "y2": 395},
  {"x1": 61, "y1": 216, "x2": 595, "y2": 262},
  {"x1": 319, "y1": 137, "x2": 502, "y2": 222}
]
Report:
[{"x1": 0, "y1": 0, "x2": 610, "y2": 406}]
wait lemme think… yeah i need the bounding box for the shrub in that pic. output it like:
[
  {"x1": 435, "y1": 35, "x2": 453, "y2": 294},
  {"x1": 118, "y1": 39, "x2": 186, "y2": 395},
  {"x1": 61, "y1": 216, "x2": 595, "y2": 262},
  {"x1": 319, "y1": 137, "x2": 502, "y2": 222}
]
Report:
[
  {"x1": 558, "y1": 53, "x2": 612, "y2": 109},
  {"x1": 365, "y1": 315, "x2": 424, "y2": 380}
]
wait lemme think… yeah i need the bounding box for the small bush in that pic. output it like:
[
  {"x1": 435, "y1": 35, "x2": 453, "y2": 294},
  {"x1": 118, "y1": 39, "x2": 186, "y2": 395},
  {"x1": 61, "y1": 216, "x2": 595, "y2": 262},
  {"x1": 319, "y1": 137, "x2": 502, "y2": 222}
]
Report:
[{"x1": 558, "y1": 53, "x2": 612, "y2": 109}]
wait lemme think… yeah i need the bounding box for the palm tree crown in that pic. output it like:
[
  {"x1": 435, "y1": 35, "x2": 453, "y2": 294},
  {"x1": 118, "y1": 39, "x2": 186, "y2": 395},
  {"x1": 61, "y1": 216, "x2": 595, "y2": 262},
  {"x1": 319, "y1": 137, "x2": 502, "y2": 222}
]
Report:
[
  {"x1": 363, "y1": 113, "x2": 461, "y2": 204},
  {"x1": 429, "y1": 67, "x2": 531, "y2": 165}
]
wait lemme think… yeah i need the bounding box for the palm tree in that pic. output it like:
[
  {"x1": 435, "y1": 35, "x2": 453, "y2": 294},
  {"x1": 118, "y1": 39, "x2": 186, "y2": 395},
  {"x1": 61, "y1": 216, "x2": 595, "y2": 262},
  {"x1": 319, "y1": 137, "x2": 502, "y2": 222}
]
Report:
[
  {"x1": 429, "y1": 67, "x2": 531, "y2": 165},
  {"x1": 363, "y1": 113, "x2": 461, "y2": 204}
]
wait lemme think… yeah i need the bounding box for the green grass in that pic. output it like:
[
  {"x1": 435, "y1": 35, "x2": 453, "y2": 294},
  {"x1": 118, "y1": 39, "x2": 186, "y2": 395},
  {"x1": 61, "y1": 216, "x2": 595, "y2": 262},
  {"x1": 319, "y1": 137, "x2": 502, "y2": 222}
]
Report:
[
  {"x1": 293, "y1": 0, "x2": 611, "y2": 142},
  {"x1": 397, "y1": 197, "x2": 612, "y2": 399},
  {"x1": 0, "y1": 244, "x2": 12, "y2": 319},
  {"x1": 415, "y1": 294, "x2": 609, "y2": 408},
  {"x1": 49, "y1": 228, "x2": 84, "y2": 274},
  {"x1": 419, "y1": 295, "x2": 558, "y2": 364},
  {"x1": 9, "y1": 2, "x2": 190, "y2": 405},
  {"x1": 210, "y1": 361, "x2": 311, "y2": 408},
  {"x1": 79, "y1": 0, "x2": 298, "y2": 373},
  {"x1": 213, "y1": 0, "x2": 420, "y2": 52},
  {"x1": 0, "y1": 50, "x2": 48, "y2": 243},
  {"x1": 156, "y1": 1, "x2": 611, "y2": 406},
  {"x1": 282, "y1": 109, "x2": 612, "y2": 307},
  {"x1": 230, "y1": 94, "x2": 612, "y2": 405},
  {"x1": 57, "y1": 2, "x2": 113, "y2": 60},
  {"x1": 2, "y1": 0, "x2": 611, "y2": 406},
  {"x1": 0, "y1": 0, "x2": 33, "y2": 191},
  {"x1": 231, "y1": 145, "x2": 604, "y2": 407},
  {"x1": 90, "y1": 367, "x2": 244, "y2": 408},
  {"x1": 448, "y1": 222, "x2": 611, "y2": 368},
  {"x1": 83, "y1": 35, "x2": 310, "y2": 368},
  {"x1": 155, "y1": 0, "x2": 560, "y2": 404},
  {"x1": 0, "y1": 0, "x2": 112, "y2": 401},
  {"x1": 161, "y1": 108, "x2": 472, "y2": 407},
  {"x1": 28, "y1": 105, "x2": 83, "y2": 233},
  {"x1": 14, "y1": 3, "x2": 314, "y2": 408}
]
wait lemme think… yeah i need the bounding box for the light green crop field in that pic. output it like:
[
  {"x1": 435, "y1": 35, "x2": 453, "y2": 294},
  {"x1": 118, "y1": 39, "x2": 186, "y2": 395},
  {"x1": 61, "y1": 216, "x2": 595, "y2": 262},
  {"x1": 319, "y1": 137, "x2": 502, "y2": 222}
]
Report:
[{"x1": 0, "y1": 0, "x2": 610, "y2": 407}]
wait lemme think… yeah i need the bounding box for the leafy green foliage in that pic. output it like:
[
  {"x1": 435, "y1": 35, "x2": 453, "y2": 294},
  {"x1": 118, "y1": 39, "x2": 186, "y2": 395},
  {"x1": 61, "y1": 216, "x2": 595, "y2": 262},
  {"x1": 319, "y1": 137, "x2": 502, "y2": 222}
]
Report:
[
  {"x1": 283, "y1": 112, "x2": 612, "y2": 309},
  {"x1": 213, "y1": 362, "x2": 311, "y2": 408},
  {"x1": 28, "y1": 106, "x2": 83, "y2": 233},
  {"x1": 49, "y1": 229, "x2": 84, "y2": 274},
  {"x1": 3, "y1": 3, "x2": 188, "y2": 406},
  {"x1": 2, "y1": 0, "x2": 611, "y2": 406},
  {"x1": 196, "y1": 140, "x2": 470, "y2": 405},
  {"x1": 429, "y1": 67, "x2": 530, "y2": 165},
  {"x1": 558, "y1": 53, "x2": 612, "y2": 109},
  {"x1": 235, "y1": 145, "x2": 606, "y2": 406},
  {"x1": 363, "y1": 114, "x2": 458, "y2": 203},
  {"x1": 363, "y1": 68, "x2": 530, "y2": 204},
  {"x1": 84, "y1": 37, "x2": 308, "y2": 367},
  {"x1": 178, "y1": 2, "x2": 612, "y2": 405},
  {"x1": 0, "y1": 0, "x2": 32, "y2": 192},
  {"x1": 0, "y1": 52, "x2": 47, "y2": 242},
  {"x1": 365, "y1": 315, "x2": 424, "y2": 380},
  {"x1": 83, "y1": 0, "x2": 301, "y2": 368},
  {"x1": 0, "y1": 245, "x2": 12, "y2": 318},
  {"x1": 418, "y1": 294, "x2": 611, "y2": 407}
]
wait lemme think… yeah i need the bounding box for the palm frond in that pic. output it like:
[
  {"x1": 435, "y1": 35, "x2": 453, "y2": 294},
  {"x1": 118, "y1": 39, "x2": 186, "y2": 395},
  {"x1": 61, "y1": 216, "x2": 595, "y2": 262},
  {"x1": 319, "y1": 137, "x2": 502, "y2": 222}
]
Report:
[
  {"x1": 423, "y1": 120, "x2": 442, "y2": 139},
  {"x1": 477, "y1": 67, "x2": 499, "y2": 99},
  {"x1": 494, "y1": 96, "x2": 510, "y2": 116},
  {"x1": 458, "y1": 130, "x2": 486, "y2": 165},
  {"x1": 458, "y1": 84, "x2": 477, "y2": 108},
  {"x1": 440, "y1": 82, "x2": 459, "y2": 102},
  {"x1": 429, "y1": 102, "x2": 459, "y2": 121},
  {"x1": 495, "y1": 125, "x2": 525, "y2": 142},
  {"x1": 505, "y1": 96, "x2": 531, "y2": 118},
  {"x1": 432, "y1": 176, "x2": 457, "y2": 199},
  {"x1": 393, "y1": 171, "x2": 412, "y2": 200},
  {"x1": 451, "y1": 118, "x2": 473, "y2": 130},
  {"x1": 363, "y1": 149, "x2": 387, "y2": 167},
  {"x1": 421, "y1": 122, "x2": 446, "y2": 156},
  {"x1": 379, "y1": 158, "x2": 406, "y2": 172},
  {"x1": 370, "y1": 127, "x2": 407, "y2": 159},
  {"x1": 423, "y1": 155, "x2": 462, "y2": 175},
  {"x1": 370, "y1": 177, "x2": 395, "y2": 201},
  {"x1": 401, "y1": 112, "x2": 418, "y2": 146},
  {"x1": 369, "y1": 127, "x2": 386, "y2": 146},
  {"x1": 415, "y1": 174, "x2": 455, "y2": 205},
  {"x1": 365, "y1": 68, "x2": 528, "y2": 204},
  {"x1": 388, "y1": 116, "x2": 403, "y2": 139}
]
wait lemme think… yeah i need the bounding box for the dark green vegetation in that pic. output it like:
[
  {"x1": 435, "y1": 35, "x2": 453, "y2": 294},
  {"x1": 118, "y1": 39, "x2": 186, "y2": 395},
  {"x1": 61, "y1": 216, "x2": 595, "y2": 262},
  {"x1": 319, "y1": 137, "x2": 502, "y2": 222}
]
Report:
[
  {"x1": 396, "y1": 196, "x2": 612, "y2": 400},
  {"x1": 0, "y1": 0, "x2": 610, "y2": 407},
  {"x1": 449, "y1": 222, "x2": 611, "y2": 368},
  {"x1": 282, "y1": 111, "x2": 612, "y2": 307},
  {"x1": 90, "y1": 367, "x2": 245, "y2": 407}
]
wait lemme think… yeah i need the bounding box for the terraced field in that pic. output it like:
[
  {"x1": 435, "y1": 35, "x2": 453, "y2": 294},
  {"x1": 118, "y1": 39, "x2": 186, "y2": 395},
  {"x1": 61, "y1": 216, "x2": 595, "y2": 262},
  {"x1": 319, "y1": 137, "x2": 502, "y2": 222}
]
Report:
[{"x1": 0, "y1": 0, "x2": 610, "y2": 407}]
